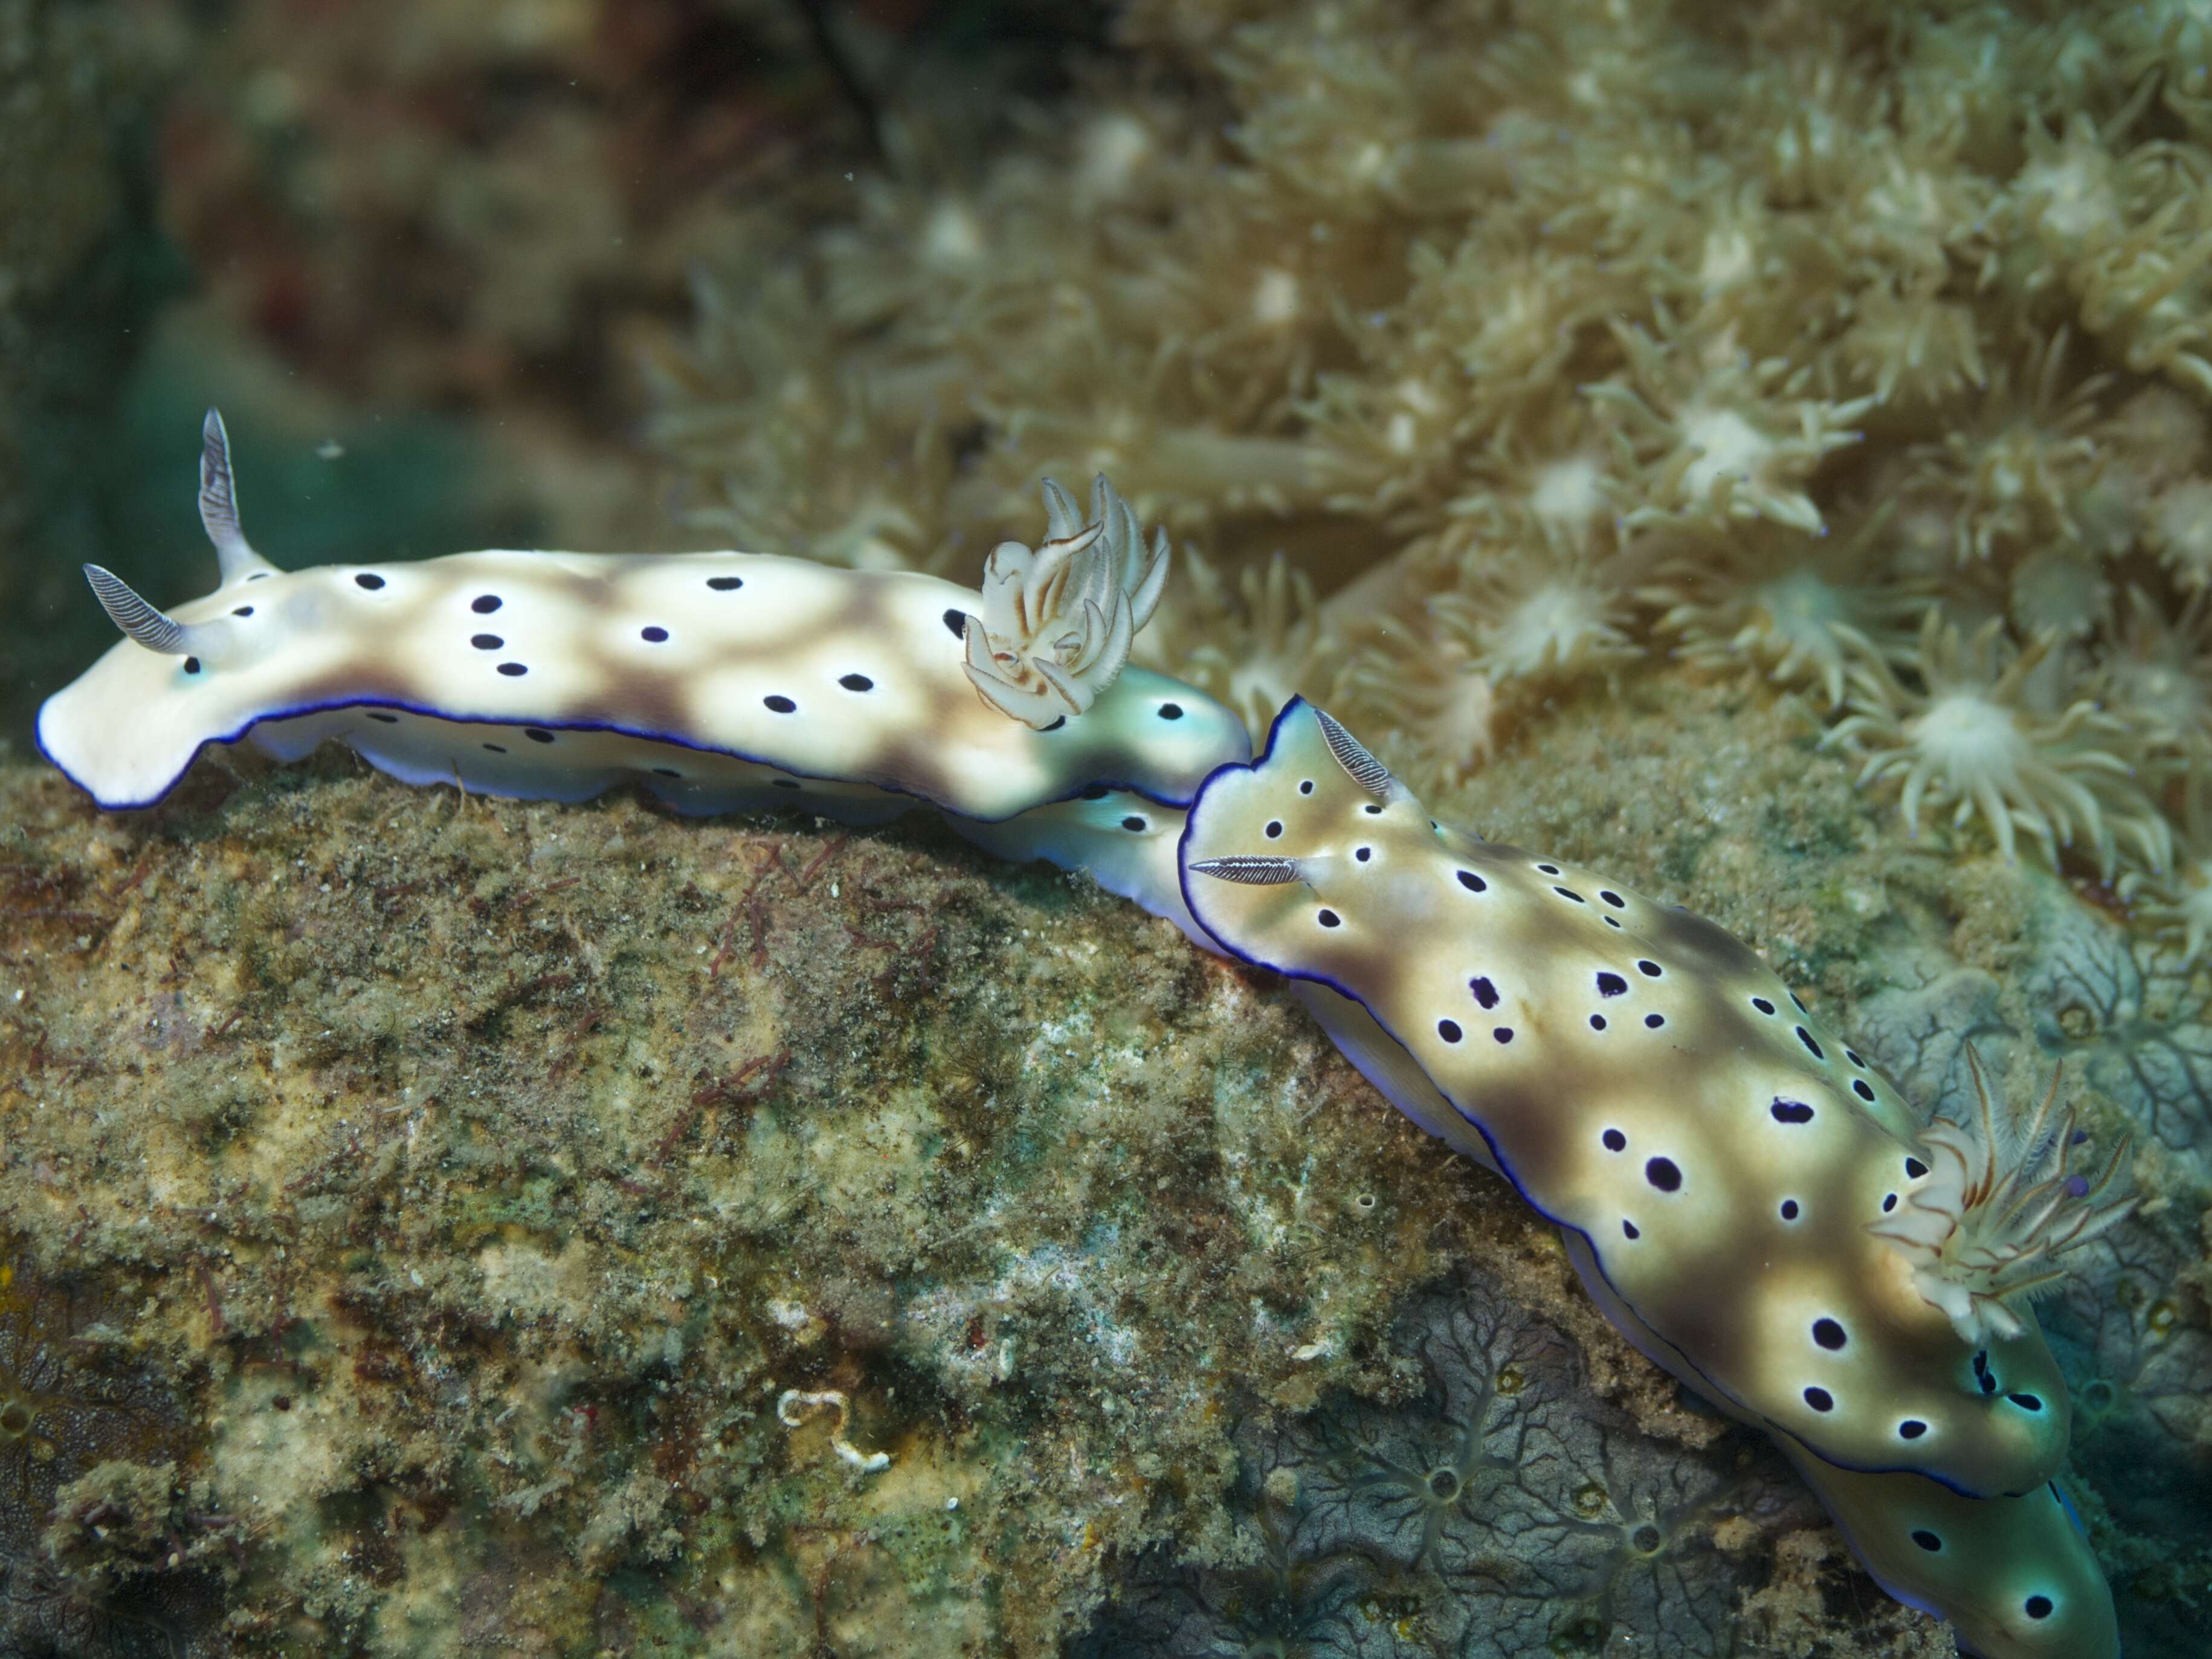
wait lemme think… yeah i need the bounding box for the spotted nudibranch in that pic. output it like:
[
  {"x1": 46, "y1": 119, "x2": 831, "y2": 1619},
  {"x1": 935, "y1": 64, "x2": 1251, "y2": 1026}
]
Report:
[
  {"x1": 40, "y1": 416, "x2": 2126, "y2": 1658},
  {"x1": 1181, "y1": 699, "x2": 2125, "y2": 1658},
  {"x1": 37, "y1": 414, "x2": 1245, "y2": 943}
]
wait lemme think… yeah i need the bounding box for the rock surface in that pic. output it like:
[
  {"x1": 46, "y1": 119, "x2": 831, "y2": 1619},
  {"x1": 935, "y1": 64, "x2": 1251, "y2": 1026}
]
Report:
[{"x1": 2, "y1": 670, "x2": 2204, "y2": 1655}]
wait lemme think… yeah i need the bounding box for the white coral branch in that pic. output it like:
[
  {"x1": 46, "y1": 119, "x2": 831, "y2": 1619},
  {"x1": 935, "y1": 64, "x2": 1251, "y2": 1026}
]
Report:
[{"x1": 963, "y1": 474, "x2": 1170, "y2": 728}]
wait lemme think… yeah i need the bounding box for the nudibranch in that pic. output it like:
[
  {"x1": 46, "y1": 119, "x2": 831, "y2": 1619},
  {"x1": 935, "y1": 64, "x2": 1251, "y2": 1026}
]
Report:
[
  {"x1": 34, "y1": 414, "x2": 1249, "y2": 939},
  {"x1": 39, "y1": 418, "x2": 2129, "y2": 1657},
  {"x1": 1179, "y1": 699, "x2": 2126, "y2": 1655}
]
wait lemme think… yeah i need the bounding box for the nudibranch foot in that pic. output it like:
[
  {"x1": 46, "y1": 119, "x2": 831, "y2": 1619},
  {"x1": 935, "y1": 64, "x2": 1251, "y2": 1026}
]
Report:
[{"x1": 1179, "y1": 698, "x2": 2084, "y2": 1501}]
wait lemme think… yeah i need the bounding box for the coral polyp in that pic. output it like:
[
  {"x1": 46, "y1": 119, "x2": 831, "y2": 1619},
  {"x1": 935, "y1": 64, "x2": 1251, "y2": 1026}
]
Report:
[
  {"x1": 1644, "y1": 519, "x2": 1928, "y2": 707},
  {"x1": 1427, "y1": 542, "x2": 1642, "y2": 688},
  {"x1": 1587, "y1": 319, "x2": 1872, "y2": 537},
  {"x1": 1829, "y1": 613, "x2": 2168, "y2": 875}
]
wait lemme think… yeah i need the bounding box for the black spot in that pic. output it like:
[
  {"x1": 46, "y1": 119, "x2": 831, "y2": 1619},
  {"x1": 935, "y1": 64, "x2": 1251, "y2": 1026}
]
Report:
[
  {"x1": 1265, "y1": 820, "x2": 1283, "y2": 838},
  {"x1": 232, "y1": 605, "x2": 254, "y2": 616},
  {"x1": 182, "y1": 656, "x2": 202, "y2": 674},
  {"x1": 472, "y1": 594, "x2": 502, "y2": 613},
  {"x1": 1780, "y1": 1198, "x2": 1801, "y2": 1221},
  {"x1": 1813, "y1": 1318, "x2": 1846, "y2": 1350},
  {"x1": 1898, "y1": 1419, "x2": 1927, "y2": 1440},
  {"x1": 711, "y1": 576, "x2": 745, "y2": 592},
  {"x1": 1912, "y1": 1530, "x2": 1942, "y2": 1553},
  {"x1": 1645, "y1": 1157, "x2": 1681, "y2": 1192},
  {"x1": 1905, "y1": 1157, "x2": 1929, "y2": 1179},
  {"x1": 1623, "y1": 1220, "x2": 1640, "y2": 1239},
  {"x1": 498, "y1": 662, "x2": 528, "y2": 677},
  {"x1": 1637, "y1": 959, "x2": 1661, "y2": 977},
  {"x1": 366, "y1": 712, "x2": 399, "y2": 725},
  {"x1": 1457, "y1": 870, "x2": 1488, "y2": 892},
  {"x1": 653, "y1": 768, "x2": 680, "y2": 778},
  {"x1": 1081, "y1": 784, "x2": 1111, "y2": 801},
  {"x1": 1602, "y1": 1128, "x2": 1627, "y2": 1152},
  {"x1": 1804, "y1": 1386, "x2": 1834, "y2": 1412},
  {"x1": 1590, "y1": 1014, "x2": 1607, "y2": 1030},
  {"x1": 525, "y1": 729, "x2": 555, "y2": 744},
  {"x1": 1751, "y1": 996, "x2": 1776, "y2": 1015},
  {"x1": 764, "y1": 694, "x2": 797, "y2": 713},
  {"x1": 1299, "y1": 780, "x2": 1315, "y2": 794},
  {"x1": 2008, "y1": 1393, "x2": 2044, "y2": 1412},
  {"x1": 1846, "y1": 1049, "x2": 1866, "y2": 1067},
  {"x1": 1553, "y1": 886, "x2": 1585, "y2": 902},
  {"x1": 1363, "y1": 803, "x2": 1383, "y2": 815},
  {"x1": 642, "y1": 626, "x2": 669, "y2": 642},
  {"x1": 839, "y1": 673, "x2": 874, "y2": 691},
  {"x1": 2024, "y1": 1596, "x2": 2053, "y2": 1621},
  {"x1": 1643, "y1": 1013, "x2": 1665, "y2": 1029},
  {"x1": 1536, "y1": 863, "x2": 1559, "y2": 875},
  {"x1": 1437, "y1": 1019, "x2": 1463, "y2": 1043},
  {"x1": 1317, "y1": 910, "x2": 1341, "y2": 928},
  {"x1": 1121, "y1": 816, "x2": 1146, "y2": 832},
  {"x1": 1040, "y1": 716, "x2": 1066, "y2": 731},
  {"x1": 1493, "y1": 1026, "x2": 1514, "y2": 1044},
  {"x1": 355, "y1": 572, "x2": 385, "y2": 589},
  {"x1": 247, "y1": 571, "x2": 270, "y2": 581},
  {"x1": 1771, "y1": 1099, "x2": 1815, "y2": 1124},
  {"x1": 1882, "y1": 1193, "x2": 1898, "y2": 1213},
  {"x1": 1853, "y1": 1079, "x2": 1877, "y2": 1102},
  {"x1": 1600, "y1": 890, "x2": 1624, "y2": 907},
  {"x1": 1596, "y1": 972, "x2": 1628, "y2": 997},
  {"x1": 1796, "y1": 1027, "x2": 1825, "y2": 1059},
  {"x1": 1790, "y1": 992, "x2": 1808, "y2": 1013},
  {"x1": 483, "y1": 743, "x2": 507, "y2": 754},
  {"x1": 1355, "y1": 846, "x2": 1372, "y2": 862},
  {"x1": 1604, "y1": 916, "x2": 1622, "y2": 928},
  {"x1": 772, "y1": 778, "x2": 802, "y2": 791},
  {"x1": 1158, "y1": 702, "x2": 1184, "y2": 720},
  {"x1": 472, "y1": 633, "x2": 503, "y2": 650},
  {"x1": 1469, "y1": 976, "x2": 1499, "y2": 1009},
  {"x1": 941, "y1": 607, "x2": 966, "y2": 636}
]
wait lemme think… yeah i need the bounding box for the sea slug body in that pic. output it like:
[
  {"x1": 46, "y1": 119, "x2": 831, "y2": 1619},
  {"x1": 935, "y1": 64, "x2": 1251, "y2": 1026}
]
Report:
[
  {"x1": 37, "y1": 418, "x2": 2127, "y2": 1658},
  {"x1": 36, "y1": 415, "x2": 1249, "y2": 941},
  {"x1": 1179, "y1": 699, "x2": 2123, "y2": 1657}
]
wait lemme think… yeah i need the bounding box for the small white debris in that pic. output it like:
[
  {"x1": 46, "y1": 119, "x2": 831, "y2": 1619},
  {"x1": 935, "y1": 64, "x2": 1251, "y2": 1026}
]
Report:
[{"x1": 776, "y1": 1388, "x2": 890, "y2": 1474}]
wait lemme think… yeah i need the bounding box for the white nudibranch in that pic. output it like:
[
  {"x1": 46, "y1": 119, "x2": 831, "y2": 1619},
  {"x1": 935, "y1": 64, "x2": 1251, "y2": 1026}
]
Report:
[
  {"x1": 40, "y1": 422, "x2": 2123, "y2": 1659},
  {"x1": 36, "y1": 413, "x2": 1248, "y2": 941}
]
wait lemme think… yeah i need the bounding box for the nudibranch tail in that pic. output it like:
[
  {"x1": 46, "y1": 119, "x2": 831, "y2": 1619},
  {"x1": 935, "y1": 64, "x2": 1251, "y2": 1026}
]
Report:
[
  {"x1": 1181, "y1": 697, "x2": 2071, "y2": 1501},
  {"x1": 1872, "y1": 1051, "x2": 2138, "y2": 1346},
  {"x1": 1778, "y1": 1443, "x2": 2119, "y2": 1659},
  {"x1": 963, "y1": 474, "x2": 1167, "y2": 729}
]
